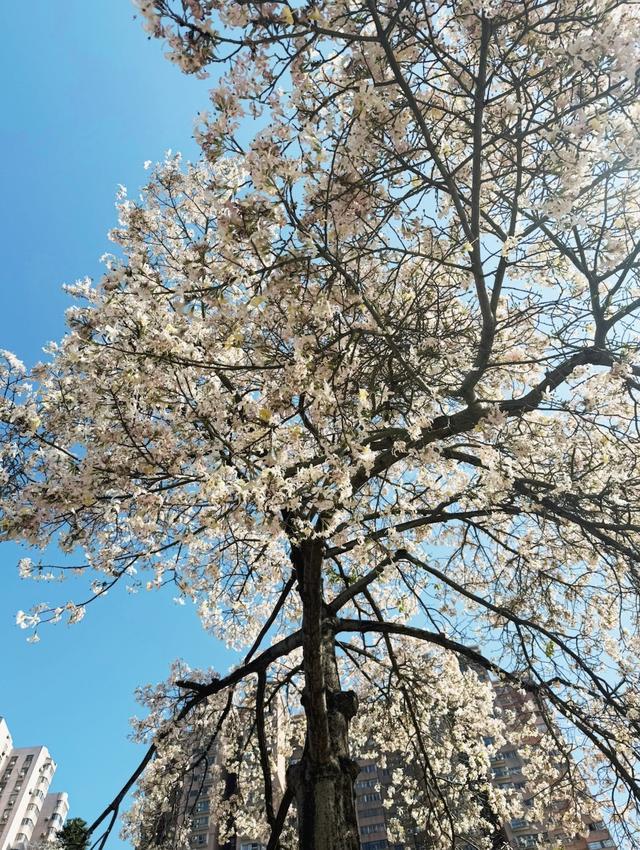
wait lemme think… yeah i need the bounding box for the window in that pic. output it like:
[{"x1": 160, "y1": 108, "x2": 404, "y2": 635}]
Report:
[
  {"x1": 191, "y1": 835, "x2": 207, "y2": 846},
  {"x1": 192, "y1": 816, "x2": 208, "y2": 829},
  {"x1": 510, "y1": 819, "x2": 528, "y2": 830},
  {"x1": 359, "y1": 808, "x2": 386, "y2": 819},
  {"x1": 483, "y1": 736, "x2": 495, "y2": 746},
  {"x1": 362, "y1": 841, "x2": 388, "y2": 850},
  {"x1": 361, "y1": 792, "x2": 381, "y2": 803},
  {"x1": 360, "y1": 764, "x2": 377, "y2": 774},
  {"x1": 492, "y1": 750, "x2": 517, "y2": 764},
  {"x1": 240, "y1": 844, "x2": 266, "y2": 850},
  {"x1": 357, "y1": 779, "x2": 377, "y2": 789},
  {"x1": 51, "y1": 813, "x2": 63, "y2": 826},
  {"x1": 587, "y1": 841, "x2": 615, "y2": 850},
  {"x1": 21, "y1": 819, "x2": 34, "y2": 828},
  {"x1": 194, "y1": 801, "x2": 209, "y2": 813},
  {"x1": 26, "y1": 804, "x2": 39, "y2": 814},
  {"x1": 589, "y1": 822, "x2": 606, "y2": 832},
  {"x1": 15, "y1": 833, "x2": 27, "y2": 842},
  {"x1": 361, "y1": 823, "x2": 385, "y2": 835}
]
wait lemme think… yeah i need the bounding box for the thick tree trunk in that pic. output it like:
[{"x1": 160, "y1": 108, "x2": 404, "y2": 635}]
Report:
[{"x1": 288, "y1": 539, "x2": 361, "y2": 850}]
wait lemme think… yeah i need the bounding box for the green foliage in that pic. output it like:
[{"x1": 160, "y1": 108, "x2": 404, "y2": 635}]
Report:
[{"x1": 57, "y1": 818, "x2": 89, "y2": 850}]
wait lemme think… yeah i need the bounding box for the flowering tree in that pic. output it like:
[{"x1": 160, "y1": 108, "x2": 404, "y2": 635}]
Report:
[{"x1": 3, "y1": 0, "x2": 640, "y2": 847}]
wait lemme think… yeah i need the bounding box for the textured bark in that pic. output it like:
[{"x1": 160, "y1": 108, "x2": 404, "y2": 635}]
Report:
[{"x1": 289, "y1": 539, "x2": 361, "y2": 850}]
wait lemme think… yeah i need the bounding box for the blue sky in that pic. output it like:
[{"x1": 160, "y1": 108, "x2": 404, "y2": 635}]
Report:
[{"x1": 0, "y1": 2, "x2": 235, "y2": 844}]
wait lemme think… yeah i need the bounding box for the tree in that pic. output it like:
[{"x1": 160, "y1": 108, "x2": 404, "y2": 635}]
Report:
[
  {"x1": 57, "y1": 818, "x2": 90, "y2": 850},
  {"x1": 2, "y1": 0, "x2": 640, "y2": 847}
]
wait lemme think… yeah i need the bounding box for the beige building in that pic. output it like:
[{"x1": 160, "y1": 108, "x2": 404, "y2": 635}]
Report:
[
  {"x1": 0, "y1": 718, "x2": 69, "y2": 850},
  {"x1": 353, "y1": 758, "x2": 400, "y2": 850}
]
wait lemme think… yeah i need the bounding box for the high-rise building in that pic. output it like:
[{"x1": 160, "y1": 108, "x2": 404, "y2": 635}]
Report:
[
  {"x1": 490, "y1": 683, "x2": 617, "y2": 850},
  {"x1": 353, "y1": 758, "x2": 400, "y2": 850},
  {"x1": 0, "y1": 718, "x2": 69, "y2": 850},
  {"x1": 178, "y1": 702, "x2": 287, "y2": 850}
]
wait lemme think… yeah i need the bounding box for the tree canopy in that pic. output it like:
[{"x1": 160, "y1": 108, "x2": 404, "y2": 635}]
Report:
[
  {"x1": 2, "y1": 0, "x2": 640, "y2": 848},
  {"x1": 57, "y1": 818, "x2": 90, "y2": 850}
]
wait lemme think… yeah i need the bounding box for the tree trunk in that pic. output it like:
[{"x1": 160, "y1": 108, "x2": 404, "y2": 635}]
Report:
[{"x1": 288, "y1": 539, "x2": 361, "y2": 850}]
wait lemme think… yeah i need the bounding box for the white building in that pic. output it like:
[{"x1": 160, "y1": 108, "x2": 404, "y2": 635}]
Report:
[{"x1": 0, "y1": 718, "x2": 69, "y2": 850}]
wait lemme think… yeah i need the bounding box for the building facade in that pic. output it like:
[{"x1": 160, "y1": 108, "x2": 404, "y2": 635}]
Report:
[
  {"x1": 0, "y1": 718, "x2": 69, "y2": 850},
  {"x1": 353, "y1": 758, "x2": 400, "y2": 850},
  {"x1": 490, "y1": 684, "x2": 617, "y2": 850}
]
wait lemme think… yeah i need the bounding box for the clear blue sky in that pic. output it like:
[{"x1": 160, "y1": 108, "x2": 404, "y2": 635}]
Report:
[{"x1": 0, "y1": 2, "x2": 235, "y2": 845}]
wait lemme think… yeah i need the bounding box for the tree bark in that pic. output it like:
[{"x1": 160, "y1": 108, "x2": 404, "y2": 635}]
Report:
[{"x1": 288, "y1": 539, "x2": 361, "y2": 850}]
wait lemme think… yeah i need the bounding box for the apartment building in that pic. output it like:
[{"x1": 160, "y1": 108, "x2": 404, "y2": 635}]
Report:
[
  {"x1": 0, "y1": 718, "x2": 69, "y2": 850},
  {"x1": 490, "y1": 684, "x2": 617, "y2": 850},
  {"x1": 353, "y1": 758, "x2": 401, "y2": 850},
  {"x1": 348, "y1": 680, "x2": 620, "y2": 850},
  {"x1": 178, "y1": 701, "x2": 287, "y2": 850}
]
